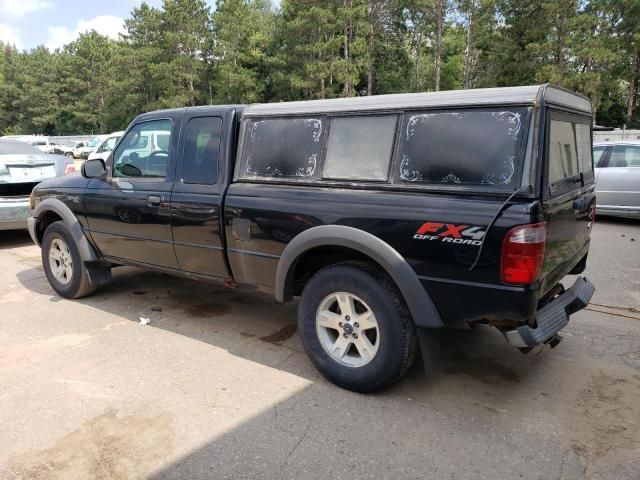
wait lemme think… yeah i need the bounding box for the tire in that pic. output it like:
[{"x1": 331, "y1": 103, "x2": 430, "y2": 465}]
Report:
[
  {"x1": 298, "y1": 262, "x2": 416, "y2": 392},
  {"x1": 42, "y1": 221, "x2": 97, "y2": 299}
]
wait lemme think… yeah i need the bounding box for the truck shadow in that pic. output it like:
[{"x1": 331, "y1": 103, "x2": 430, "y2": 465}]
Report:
[
  {"x1": 0, "y1": 230, "x2": 32, "y2": 250},
  {"x1": 13, "y1": 264, "x2": 585, "y2": 478},
  {"x1": 16, "y1": 264, "x2": 546, "y2": 390}
]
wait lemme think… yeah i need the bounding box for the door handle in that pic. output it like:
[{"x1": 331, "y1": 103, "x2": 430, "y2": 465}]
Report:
[{"x1": 147, "y1": 195, "x2": 161, "y2": 207}]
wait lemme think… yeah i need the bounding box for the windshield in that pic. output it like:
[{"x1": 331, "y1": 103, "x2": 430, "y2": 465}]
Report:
[
  {"x1": 88, "y1": 137, "x2": 103, "y2": 147},
  {"x1": 0, "y1": 140, "x2": 43, "y2": 155}
]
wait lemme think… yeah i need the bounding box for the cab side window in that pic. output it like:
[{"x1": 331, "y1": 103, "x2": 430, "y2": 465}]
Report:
[
  {"x1": 182, "y1": 116, "x2": 222, "y2": 185},
  {"x1": 112, "y1": 119, "x2": 172, "y2": 179}
]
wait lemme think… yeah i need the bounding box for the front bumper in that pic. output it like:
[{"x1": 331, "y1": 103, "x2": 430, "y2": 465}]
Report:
[
  {"x1": 503, "y1": 277, "x2": 595, "y2": 348},
  {"x1": 0, "y1": 196, "x2": 30, "y2": 231}
]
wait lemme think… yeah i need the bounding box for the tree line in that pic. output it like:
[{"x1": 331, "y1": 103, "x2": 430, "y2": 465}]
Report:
[{"x1": 0, "y1": 0, "x2": 638, "y2": 136}]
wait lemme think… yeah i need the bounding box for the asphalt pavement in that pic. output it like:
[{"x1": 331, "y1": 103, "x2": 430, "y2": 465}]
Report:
[{"x1": 0, "y1": 216, "x2": 639, "y2": 480}]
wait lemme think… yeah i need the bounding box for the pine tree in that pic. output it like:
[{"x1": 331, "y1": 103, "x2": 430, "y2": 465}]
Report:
[{"x1": 213, "y1": 0, "x2": 274, "y2": 103}]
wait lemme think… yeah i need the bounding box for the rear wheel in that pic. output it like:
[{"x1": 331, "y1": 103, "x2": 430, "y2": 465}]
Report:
[
  {"x1": 42, "y1": 221, "x2": 98, "y2": 299},
  {"x1": 298, "y1": 262, "x2": 416, "y2": 392}
]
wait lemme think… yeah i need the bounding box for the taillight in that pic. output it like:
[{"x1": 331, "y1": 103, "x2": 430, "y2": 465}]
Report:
[
  {"x1": 501, "y1": 222, "x2": 546, "y2": 285},
  {"x1": 64, "y1": 163, "x2": 76, "y2": 175}
]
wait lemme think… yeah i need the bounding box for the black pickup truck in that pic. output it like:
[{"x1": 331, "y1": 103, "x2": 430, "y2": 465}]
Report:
[{"x1": 27, "y1": 84, "x2": 595, "y2": 392}]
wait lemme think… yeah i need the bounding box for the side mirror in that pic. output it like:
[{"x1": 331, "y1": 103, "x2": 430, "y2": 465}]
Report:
[{"x1": 81, "y1": 158, "x2": 106, "y2": 178}]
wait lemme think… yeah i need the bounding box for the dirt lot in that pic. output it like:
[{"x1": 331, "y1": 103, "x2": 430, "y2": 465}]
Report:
[{"x1": 1, "y1": 217, "x2": 639, "y2": 480}]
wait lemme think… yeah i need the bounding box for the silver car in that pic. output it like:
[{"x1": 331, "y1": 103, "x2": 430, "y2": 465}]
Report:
[
  {"x1": 594, "y1": 141, "x2": 640, "y2": 218},
  {"x1": 0, "y1": 139, "x2": 75, "y2": 230}
]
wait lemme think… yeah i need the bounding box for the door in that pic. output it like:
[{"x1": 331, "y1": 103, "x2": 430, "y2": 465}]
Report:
[
  {"x1": 595, "y1": 144, "x2": 640, "y2": 216},
  {"x1": 541, "y1": 111, "x2": 595, "y2": 291},
  {"x1": 170, "y1": 115, "x2": 230, "y2": 277},
  {"x1": 84, "y1": 118, "x2": 179, "y2": 268}
]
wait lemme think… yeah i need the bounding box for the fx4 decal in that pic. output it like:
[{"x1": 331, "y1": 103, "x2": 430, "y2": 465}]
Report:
[{"x1": 413, "y1": 222, "x2": 485, "y2": 246}]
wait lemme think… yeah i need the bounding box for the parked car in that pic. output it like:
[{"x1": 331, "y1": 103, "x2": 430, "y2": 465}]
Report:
[
  {"x1": 594, "y1": 141, "x2": 640, "y2": 218},
  {"x1": 88, "y1": 131, "x2": 124, "y2": 161},
  {"x1": 0, "y1": 139, "x2": 75, "y2": 231},
  {"x1": 2, "y1": 135, "x2": 52, "y2": 152},
  {"x1": 27, "y1": 84, "x2": 595, "y2": 392},
  {"x1": 48, "y1": 143, "x2": 76, "y2": 159},
  {"x1": 73, "y1": 139, "x2": 102, "y2": 160},
  {"x1": 71, "y1": 141, "x2": 88, "y2": 159}
]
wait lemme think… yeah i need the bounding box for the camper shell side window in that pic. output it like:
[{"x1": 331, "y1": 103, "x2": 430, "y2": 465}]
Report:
[
  {"x1": 237, "y1": 106, "x2": 535, "y2": 194},
  {"x1": 396, "y1": 107, "x2": 531, "y2": 190},
  {"x1": 545, "y1": 111, "x2": 593, "y2": 197}
]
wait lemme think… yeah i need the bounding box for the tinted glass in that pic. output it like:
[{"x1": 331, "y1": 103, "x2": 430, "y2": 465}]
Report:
[
  {"x1": 610, "y1": 145, "x2": 640, "y2": 167},
  {"x1": 113, "y1": 119, "x2": 172, "y2": 179},
  {"x1": 0, "y1": 140, "x2": 42, "y2": 155},
  {"x1": 182, "y1": 116, "x2": 222, "y2": 185},
  {"x1": 242, "y1": 117, "x2": 324, "y2": 178},
  {"x1": 575, "y1": 123, "x2": 593, "y2": 173},
  {"x1": 593, "y1": 147, "x2": 606, "y2": 167},
  {"x1": 323, "y1": 115, "x2": 397, "y2": 181},
  {"x1": 399, "y1": 108, "x2": 527, "y2": 188},
  {"x1": 549, "y1": 120, "x2": 578, "y2": 183}
]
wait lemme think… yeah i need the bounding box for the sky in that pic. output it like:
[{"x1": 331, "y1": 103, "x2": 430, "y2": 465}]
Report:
[{"x1": 0, "y1": 0, "x2": 221, "y2": 51}]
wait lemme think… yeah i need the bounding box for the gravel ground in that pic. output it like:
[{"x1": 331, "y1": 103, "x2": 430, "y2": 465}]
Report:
[{"x1": 0, "y1": 216, "x2": 639, "y2": 480}]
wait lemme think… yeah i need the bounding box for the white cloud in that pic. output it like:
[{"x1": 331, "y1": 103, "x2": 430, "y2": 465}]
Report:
[
  {"x1": 46, "y1": 15, "x2": 126, "y2": 50},
  {"x1": 0, "y1": 0, "x2": 53, "y2": 18},
  {"x1": 0, "y1": 23, "x2": 22, "y2": 48}
]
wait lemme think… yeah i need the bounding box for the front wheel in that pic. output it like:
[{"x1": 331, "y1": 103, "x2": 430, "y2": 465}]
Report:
[
  {"x1": 42, "y1": 221, "x2": 98, "y2": 299},
  {"x1": 298, "y1": 262, "x2": 416, "y2": 392}
]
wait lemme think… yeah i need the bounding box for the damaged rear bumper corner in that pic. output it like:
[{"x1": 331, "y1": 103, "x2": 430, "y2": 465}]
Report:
[{"x1": 503, "y1": 276, "x2": 595, "y2": 348}]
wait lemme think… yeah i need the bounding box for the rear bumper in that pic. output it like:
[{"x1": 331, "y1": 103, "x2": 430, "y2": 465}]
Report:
[
  {"x1": 0, "y1": 196, "x2": 30, "y2": 231},
  {"x1": 27, "y1": 216, "x2": 39, "y2": 245},
  {"x1": 503, "y1": 277, "x2": 595, "y2": 348}
]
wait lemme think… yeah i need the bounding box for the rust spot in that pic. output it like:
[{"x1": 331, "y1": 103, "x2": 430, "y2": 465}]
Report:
[{"x1": 260, "y1": 324, "x2": 297, "y2": 344}]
